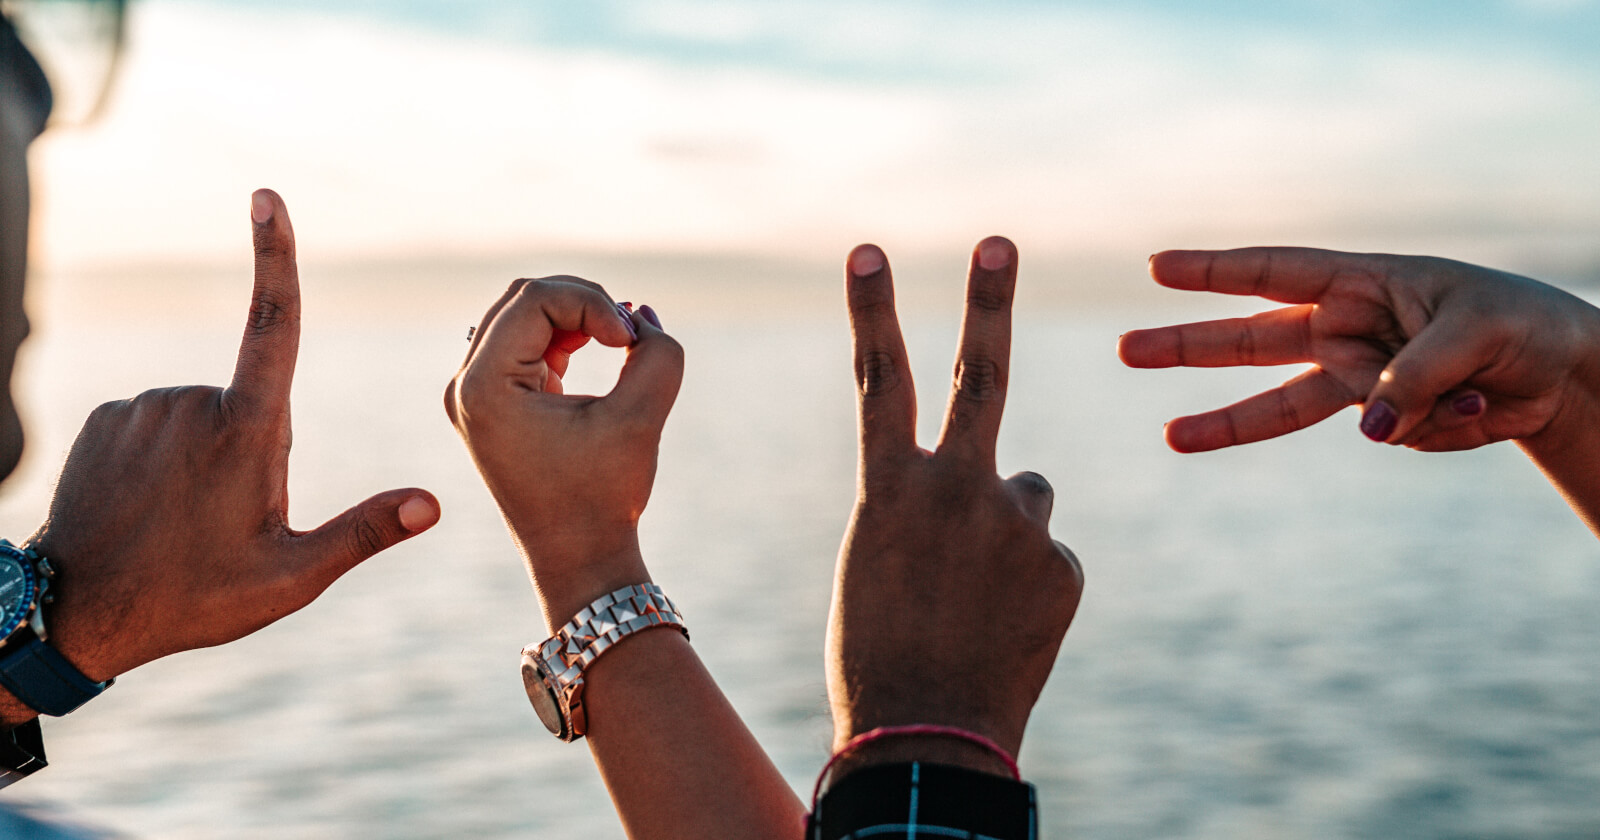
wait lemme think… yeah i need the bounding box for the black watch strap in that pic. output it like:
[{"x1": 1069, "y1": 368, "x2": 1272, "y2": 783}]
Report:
[
  {"x1": 0, "y1": 719, "x2": 46, "y2": 788},
  {"x1": 0, "y1": 634, "x2": 110, "y2": 717},
  {"x1": 807, "y1": 761, "x2": 1038, "y2": 840}
]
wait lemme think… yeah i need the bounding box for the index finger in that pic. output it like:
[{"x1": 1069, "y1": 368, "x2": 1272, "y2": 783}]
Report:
[
  {"x1": 1151, "y1": 247, "x2": 1388, "y2": 305},
  {"x1": 936, "y1": 236, "x2": 1016, "y2": 466},
  {"x1": 467, "y1": 277, "x2": 634, "y2": 395},
  {"x1": 845, "y1": 244, "x2": 917, "y2": 461},
  {"x1": 227, "y1": 189, "x2": 300, "y2": 414}
]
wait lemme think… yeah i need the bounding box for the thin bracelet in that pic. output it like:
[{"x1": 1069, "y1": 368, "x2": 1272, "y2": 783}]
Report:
[{"x1": 809, "y1": 724, "x2": 1020, "y2": 811}]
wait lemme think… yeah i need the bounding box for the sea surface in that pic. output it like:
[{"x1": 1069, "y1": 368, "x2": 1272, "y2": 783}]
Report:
[{"x1": 2, "y1": 264, "x2": 1598, "y2": 839}]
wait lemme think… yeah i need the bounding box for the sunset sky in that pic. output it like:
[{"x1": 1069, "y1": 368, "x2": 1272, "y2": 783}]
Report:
[{"x1": 20, "y1": 0, "x2": 1600, "y2": 280}]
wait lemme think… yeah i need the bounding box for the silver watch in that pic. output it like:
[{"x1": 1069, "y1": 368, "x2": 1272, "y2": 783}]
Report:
[{"x1": 520, "y1": 583, "x2": 688, "y2": 741}]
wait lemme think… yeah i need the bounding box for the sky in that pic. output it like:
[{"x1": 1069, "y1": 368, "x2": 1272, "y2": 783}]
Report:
[{"x1": 16, "y1": 0, "x2": 1600, "y2": 282}]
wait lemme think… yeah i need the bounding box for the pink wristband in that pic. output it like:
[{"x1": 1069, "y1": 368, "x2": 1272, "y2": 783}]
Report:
[{"x1": 809, "y1": 724, "x2": 1020, "y2": 811}]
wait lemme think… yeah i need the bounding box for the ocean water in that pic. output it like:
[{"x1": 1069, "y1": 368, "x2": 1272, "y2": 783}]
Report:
[{"x1": 1, "y1": 266, "x2": 1598, "y2": 839}]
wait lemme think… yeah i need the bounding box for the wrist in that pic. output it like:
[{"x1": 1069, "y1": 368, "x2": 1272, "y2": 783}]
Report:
[
  {"x1": 1527, "y1": 304, "x2": 1600, "y2": 447},
  {"x1": 0, "y1": 688, "x2": 38, "y2": 729},
  {"x1": 829, "y1": 728, "x2": 1017, "y2": 781},
  {"x1": 517, "y1": 532, "x2": 652, "y2": 634},
  {"x1": 24, "y1": 535, "x2": 123, "y2": 683}
]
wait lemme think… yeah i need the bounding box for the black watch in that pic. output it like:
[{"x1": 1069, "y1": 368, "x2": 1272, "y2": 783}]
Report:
[{"x1": 0, "y1": 539, "x2": 111, "y2": 787}]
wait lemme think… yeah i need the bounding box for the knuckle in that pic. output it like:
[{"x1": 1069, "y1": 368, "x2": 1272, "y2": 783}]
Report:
[
  {"x1": 248, "y1": 286, "x2": 298, "y2": 333},
  {"x1": 1236, "y1": 322, "x2": 1258, "y2": 364},
  {"x1": 131, "y1": 386, "x2": 182, "y2": 413},
  {"x1": 89, "y1": 397, "x2": 131, "y2": 422},
  {"x1": 442, "y1": 379, "x2": 461, "y2": 424},
  {"x1": 1056, "y1": 541, "x2": 1085, "y2": 588},
  {"x1": 175, "y1": 384, "x2": 223, "y2": 407},
  {"x1": 857, "y1": 351, "x2": 903, "y2": 397},
  {"x1": 346, "y1": 515, "x2": 389, "y2": 560},
  {"x1": 455, "y1": 369, "x2": 492, "y2": 421},
  {"x1": 522, "y1": 276, "x2": 585, "y2": 296},
  {"x1": 952, "y1": 357, "x2": 1003, "y2": 403},
  {"x1": 965, "y1": 284, "x2": 1011, "y2": 313},
  {"x1": 653, "y1": 330, "x2": 685, "y2": 361},
  {"x1": 1011, "y1": 470, "x2": 1054, "y2": 498},
  {"x1": 1250, "y1": 250, "x2": 1274, "y2": 297},
  {"x1": 1270, "y1": 390, "x2": 1303, "y2": 434}
]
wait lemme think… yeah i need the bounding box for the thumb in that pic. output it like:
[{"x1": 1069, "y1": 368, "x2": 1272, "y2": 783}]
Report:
[
  {"x1": 1360, "y1": 314, "x2": 1494, "y2": 443},
  {"x1": 1003, "y1": 470, "x2": 1055, "y2": 525},
  {"x1": 297, "y1": 489, "x2": 441, "y2": 579}
]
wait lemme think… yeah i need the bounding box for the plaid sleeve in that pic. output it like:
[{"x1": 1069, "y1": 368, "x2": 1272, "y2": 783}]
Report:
[{"x1": 807, "y1": 762, "x2": 1038, "y2": 840}]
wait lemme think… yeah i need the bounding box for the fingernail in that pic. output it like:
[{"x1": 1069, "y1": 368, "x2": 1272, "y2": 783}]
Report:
[
  {"x1": 398, "y1": 496, "x2": 438, "y2": 532},
  {"x1": 1452, "y1": 392, "x2": 1486, "y2": 417},
  {"x1": 639, "y1": 304, "x2": 662, "y2": 330},
  {"x1": 1360, "y1": 401, "x2": 1397, "y2": 442},
  {"x1": 978, "y1": 240, "x2": 1010, "y2": 271},
  {"x1": 251, "y1": 190, "x2": 273, "y2": 225},
  {"x1": 850, "y1": 247, "x2": 884, "y2": 277},
  {"x1": 615, "y1": 303, "x2": 638, "y2": 342}
]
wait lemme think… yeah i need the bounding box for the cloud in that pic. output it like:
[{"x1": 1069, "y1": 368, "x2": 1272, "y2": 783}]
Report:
[{"x1": 27, "y1": 0, "x2": 1600, "y2": 275}]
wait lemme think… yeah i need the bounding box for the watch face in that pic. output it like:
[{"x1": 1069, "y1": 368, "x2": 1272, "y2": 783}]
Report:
[
  {"x1": 0, "y1": 550, "x2": 35, "y2": 640},
  {"x1": 520, "y1": 655, "x2": 566, "y2": 737}
]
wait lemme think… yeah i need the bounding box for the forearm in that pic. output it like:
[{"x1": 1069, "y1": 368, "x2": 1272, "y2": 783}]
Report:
[
  {"x1": 581, "y1": 629, "x2": 805, "y2": 840},
  {"x1": 523, "y1": 538, "x2": 804, "y2": 838}
]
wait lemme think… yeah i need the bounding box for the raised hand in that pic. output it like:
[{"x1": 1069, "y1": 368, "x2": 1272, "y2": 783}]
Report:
[
  {"x1": 826, "y1": 237, "x2": 1084, "y2": 777},
  {"x1": 1118, "y1": 248, "x2": 1600, "y2": 453},
  {"x1": 1119, "y1": 247, "x2": 1600, "y2": 536},
  {"x1": 1, "y1": 190, "x2": 440, "y2": 717},
  {"x1": 447, "y1": 284, "x2": 805, "y2": 838},
  {"x1": 444, "y1": 280, "x2": 681, "y2": 626}
]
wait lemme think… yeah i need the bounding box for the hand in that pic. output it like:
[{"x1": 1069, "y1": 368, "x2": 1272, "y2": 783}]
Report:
[
  {"x1": 448, "y1": 290, "x2": 804, "y2": 838},
  {"x1": 4, "y1": 190, "x2": 440, "y2": 712},
  {"x1": 826, "y1": 237, "x2": 1084, "y2": 777},
  {"x1": 444, "y1": 281, "x2": 682, "y2": 628},
  {"x1": 1118, "y1": 248, "x2": 1600, "y2": 454}
]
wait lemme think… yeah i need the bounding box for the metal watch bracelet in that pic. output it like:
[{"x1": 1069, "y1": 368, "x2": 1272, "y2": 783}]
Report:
[{"x1": 520, "y1": 582, "x2": 688, "y2": 741}]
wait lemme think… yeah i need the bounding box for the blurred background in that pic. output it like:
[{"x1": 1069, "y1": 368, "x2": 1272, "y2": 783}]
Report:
[{"x1": 2, "y1": 0, "x2": 1599, "y2": 837}]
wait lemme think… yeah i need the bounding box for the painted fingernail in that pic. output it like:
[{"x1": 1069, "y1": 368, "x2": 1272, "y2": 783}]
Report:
[
  {"x1": 1360, "y1": 401, "x2": 1397, "y2": 442},
  {"x1": 398, "y1": 496, "x2": 439, "y2": 532},
  {"x1": 251, "y1": 190, "x2": 273, "y2": 225},
  {"x1": 978, "y1": 239, "x2": 1010, "y2": 271},
  {"x1": 1452, "y1": 392, "x2": 1486, "y2": 417},
  {"x1": 639, "y1": 304, "x2": 662, "y2": 330},
  {"x1": 850, "y1": 247, "x2": 884, "y2": 277},
  {"x1": 615, "y1": 303, "x2": 638, "y2": 342}
]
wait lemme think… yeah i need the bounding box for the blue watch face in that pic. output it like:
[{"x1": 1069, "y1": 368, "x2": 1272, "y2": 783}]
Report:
[{"x1": 0, "y1": 550, "x2": 37, "y2": 640}]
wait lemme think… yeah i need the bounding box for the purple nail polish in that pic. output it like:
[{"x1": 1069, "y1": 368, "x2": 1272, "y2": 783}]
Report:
[
  {"x1": 1452, "y1": 392, "x2": 1485, "y2": 417},
  {"x1": 639, "y1": 304, "x2": 662, "y2": 330},
  {"x1": 1360, "y1": 401, "x2": 1397, "y2": 442},
  {"x1": 615, "y1": 303, "x2": 638, "y2": 342}
]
